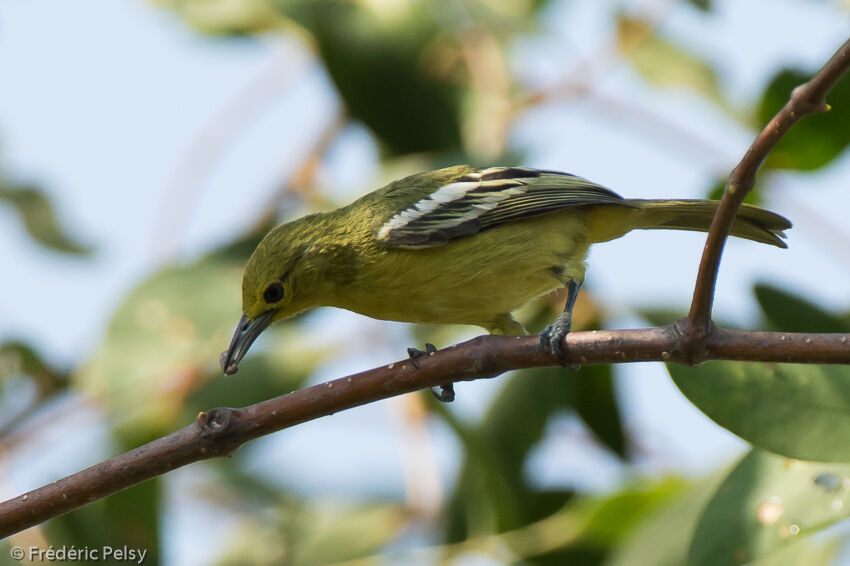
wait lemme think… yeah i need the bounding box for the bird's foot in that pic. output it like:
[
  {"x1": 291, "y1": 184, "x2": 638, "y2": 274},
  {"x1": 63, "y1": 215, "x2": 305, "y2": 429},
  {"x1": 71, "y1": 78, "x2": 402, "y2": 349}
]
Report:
[
  {"x1": 540, "y1": 313, "x2": 579, "y2": 369},
  {"x1": 407, "y1": 342, "x2": 437, "y2": 369},
  {"x1": 407, "y1": 343, "x2": 455, "y2": 403},
  {"x1": 432, "y1": 382, "x2": 455, "y2": 403}
]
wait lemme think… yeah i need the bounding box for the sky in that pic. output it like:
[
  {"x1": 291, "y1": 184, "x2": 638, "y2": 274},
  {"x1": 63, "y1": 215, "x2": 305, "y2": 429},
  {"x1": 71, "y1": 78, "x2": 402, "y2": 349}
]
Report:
[{"x1": 1, "y1": 0, "x2": 849, "y2": 563}]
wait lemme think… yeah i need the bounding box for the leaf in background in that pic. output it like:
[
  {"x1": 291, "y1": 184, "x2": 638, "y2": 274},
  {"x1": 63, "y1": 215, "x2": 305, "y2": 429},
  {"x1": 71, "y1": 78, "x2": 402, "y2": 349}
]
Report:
[
  {"x1": 670, "y1": 361, "x2": 850, "y2": 462},
  {"x1": 580, "y1": 477, "x2": 688, "y2": 549},
  {"x1": 754, "y1": 283, "x2": 850, "y2": 333},
  {"x1": 70, "y1": 225, "x2": 315, "y2": 444},
  {"x1": 689, "y1": 449, "x2": 849, "y2": 566},
  {"x1": 183, "y1": 345, "x2": 313, "y2": 418},
  {"x1": 686, "y1": 0, "x2": 712, "y2": 11},
  {"x1": 0, "y1": 340, "x2": 67, "y2": 395},
  {"x1": 442, "y1": 366, "x2": 577, "y2": 542},
  {"x1": 706, "y1": 177, "x2": 763, "y2": 205},
  {"x1": 604, "y1": 474, "x2": 726, "y2": 566},
  {"x1": 0, "y1": 183, "x2": 91, "y2": 255},
  {"x1": 616, "y1": 16, "x2": 728, "y2": 109},
  {"x1": 41, "y1": 480, "x2": 160, "y2": 565},
  {"x1": 74, "y1": 250, "x2": 244, "y2": 444},
  {"x1": 152, "y1": 0, "x2": 292, "y2": 35},
  {"x1": 273, "y1": 0, "x2": 463, "y2": 155},
  {"x1": 635, "y1": 307, "x2": 687, "y2": 327},
  {"x1": 575, "y1": 364, "x2": 627, "y2": 458},
  {"x1": 213, "y1": 501, "x2": 408, "y2": 566},
  {"x1": 758, "y1": 69, "x2": 850, "y2": 171}
]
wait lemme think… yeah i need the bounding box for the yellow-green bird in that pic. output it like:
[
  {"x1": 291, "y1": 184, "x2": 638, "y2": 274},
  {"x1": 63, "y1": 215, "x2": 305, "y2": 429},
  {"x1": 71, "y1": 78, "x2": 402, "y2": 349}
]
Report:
[{"x1": 221, "y1": 165, "x2": 790, "y2": 378}]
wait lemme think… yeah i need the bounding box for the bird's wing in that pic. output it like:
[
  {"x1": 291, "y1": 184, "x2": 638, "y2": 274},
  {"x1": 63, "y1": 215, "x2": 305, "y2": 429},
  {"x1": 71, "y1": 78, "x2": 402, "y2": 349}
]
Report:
[{"x1": 376, "y1": 167, "x2": 630, "y2": 248}]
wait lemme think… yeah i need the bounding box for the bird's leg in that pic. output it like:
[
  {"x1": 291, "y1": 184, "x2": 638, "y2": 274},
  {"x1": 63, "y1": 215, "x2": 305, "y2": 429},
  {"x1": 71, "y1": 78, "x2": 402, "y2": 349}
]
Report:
[
  {"x1": 540, "y1": 280, "x2": 582, "y2": 364},
  {"x1": 407, "y1": 343, "x2": 455, "y2": 402}
]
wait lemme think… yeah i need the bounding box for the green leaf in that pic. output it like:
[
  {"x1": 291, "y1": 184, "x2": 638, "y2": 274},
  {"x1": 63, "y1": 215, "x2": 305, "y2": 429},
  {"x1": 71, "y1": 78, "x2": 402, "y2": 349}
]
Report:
[
  {"x1": 686, "y1": 0, "x2": 712, "y2": 11},
  {"x1": 43, "y1": 480, "x2": 160, "y2": 564},
  {"x1": 617, "y1": 16, "x2": 727, "y2": 108},
  {"x1": 74, "y1": 249, "x2": 244, "y2": 442},
  {"x1": 758, "y1": 69, "x2": 850, "y2": 171},
  {"x1": 213, "y1": 501, "x2": 407, "y2": 566},
  {"x1": 689, "y1": 449, "x2": 850, "y2": 566},
  {"x1": 72, "y1": 228, "x2": 306, "y2": 444},
  {"x1": 442, "y1": 366, "x2": 577, "y2": 541},
  {"x1": 580, "y1": 477, "x2": 688, "y2": 548},
  {"x1": 292, "y1": 504, "x2": 409, "y2": 565},
  {"x1": 153, "y1": 0, "x2": 292, "y2": 35},
  {"x1": 575, "y1": 364, "x2": 626, "y2": 458},
  {"x1": 0, "y1": 184, "x2": 91, "y2": 255},
  {"x1": 604, "y1": 474, "x2": 726, "y2": 566},
  {"x1": 670, "y1": 361, "x2": 850, "y2": 462},
  {"x1": 754, "y1": 283, "x2": 850, "y2": 333},
  {"x1": 273, "y1": 0, "x2": 463, "y2": 155},
  {"x1": 706, "y1": 177, "x2": 763, "y2": 205},
  {"x1": 0, "y1": 340, "x2": 67, "y2": 394}
]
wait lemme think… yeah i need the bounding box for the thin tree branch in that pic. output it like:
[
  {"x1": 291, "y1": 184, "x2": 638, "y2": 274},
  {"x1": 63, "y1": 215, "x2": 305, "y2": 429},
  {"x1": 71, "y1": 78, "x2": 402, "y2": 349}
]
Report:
[
  {"x1": 1, "y1": 325, "x2": 850, "y2": 537},
  {"x1": 687, "y1": 38, "x2": 850, "y2": 339}
]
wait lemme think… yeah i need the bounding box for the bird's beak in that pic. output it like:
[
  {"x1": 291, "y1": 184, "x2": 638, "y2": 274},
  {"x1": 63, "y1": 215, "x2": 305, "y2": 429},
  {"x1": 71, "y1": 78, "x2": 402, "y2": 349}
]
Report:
[{"x1": 220, "y1": 310, "x2": 277, "y2": 375}]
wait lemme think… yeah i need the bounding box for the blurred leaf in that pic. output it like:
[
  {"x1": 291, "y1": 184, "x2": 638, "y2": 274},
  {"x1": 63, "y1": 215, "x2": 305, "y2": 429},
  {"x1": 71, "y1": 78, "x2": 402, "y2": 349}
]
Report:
[
  {"x1": 754, "y1": 283, "x2": 850, "y2": 333},
  {"x1": 442, "y1": 366, "x2": 577, "y2": 541},
  {"x1": 184, "y1": 343, "x2": 312, "y2": 417},
  {"x1": 580, "y1": 477, "x2": 688, "y2": 548},
  {"x1": 706, "y1": 177, "x2": 763, "y2": 205},
  {"x1": 604, "y1": 473, "x2": 725, "y2": 566},
  {"x1": 689, "y1": 449, "x2": 850, "y2": 566},
  {"x1": 758, "y1": 69, "x2": 850, "y2": 171},
  {"x1": 273, "y1": 0, "x2": 463, "y2": 155},
  {"x1": 670, "y1": 361, "x2": 850, "y2": 462},
  {"x1": 42, "y1": 480, "x2": 160, "y2": 565},
  {"x1": 293, "y1": 504, "x2": 409, "y2": 565},
  {"x1": 0, "y1": 340, "x2": 67, "y2": 394},
  {"x1": 153, "y1": 0, "x2": 292, "y2": 35},
  {"x1": 215, "y1": 501, "x2": 407, "y2": 566},
  {"x1": 617, "y1": 16, "x2": 727, "y2": 108},
  {"x1": 75, "y1": 250, "x2": 243, "y2": 443},
  {"x1": 530, "y1": 546, "x2": 603, "y2": 566},
  {"x1": 72, "y1": 228, "x2": 302, "y2": 445},
  {"x1": 686, "y1": 0, "x2": 712, "y2": 11},
  {"x1": 636, "y1": 307, "x2": 687, "y2": 327},
  {"x1": 575, "y1": 364, "x2": 626, "y2": 458},
  {"x1": 0, "y1": 183, "x2": 91, "y2": 255}
]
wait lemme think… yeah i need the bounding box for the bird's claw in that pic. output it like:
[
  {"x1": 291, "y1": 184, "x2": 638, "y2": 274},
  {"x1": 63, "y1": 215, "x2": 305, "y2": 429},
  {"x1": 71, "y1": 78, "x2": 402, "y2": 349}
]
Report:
[
  {"x1": 407, "y1": 342, "x2": 437, "y2": 369},
  {"x1": 407, "y1": 343, "x2": 455, "y2": 402},
  {"x1": 432, "y1": 383, "x2": 455, "y2": 403},
  {"x1": 540, "y1": 314, "x2": 578, "y2": 369}
]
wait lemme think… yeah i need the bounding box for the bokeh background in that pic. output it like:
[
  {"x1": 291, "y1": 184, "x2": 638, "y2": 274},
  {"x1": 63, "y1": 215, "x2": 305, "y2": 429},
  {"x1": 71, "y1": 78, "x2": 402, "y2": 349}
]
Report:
[{"x1": 1, "y1": 0, "x2": 850, "y2": 564}]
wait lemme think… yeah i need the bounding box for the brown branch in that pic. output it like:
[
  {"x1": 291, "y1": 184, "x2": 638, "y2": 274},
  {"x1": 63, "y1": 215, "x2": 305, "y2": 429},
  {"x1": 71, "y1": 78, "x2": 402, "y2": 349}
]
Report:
[
  {"x1": 687, "y1": 38, "x2": 850, "y2": 339},
  {"x1": 2, "y1": 325, "x2": 850, "y2": 537}
]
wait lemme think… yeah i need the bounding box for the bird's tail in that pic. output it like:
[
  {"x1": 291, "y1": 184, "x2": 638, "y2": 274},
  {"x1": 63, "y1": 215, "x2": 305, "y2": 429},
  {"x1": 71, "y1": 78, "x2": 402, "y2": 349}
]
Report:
[{"x1": 619, "y1": 199, "x2": 791, "y2": 248}]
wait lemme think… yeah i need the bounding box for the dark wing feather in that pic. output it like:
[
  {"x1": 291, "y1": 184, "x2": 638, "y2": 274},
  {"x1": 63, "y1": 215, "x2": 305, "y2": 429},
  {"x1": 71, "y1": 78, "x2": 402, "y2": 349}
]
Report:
[{"x1": 377, "y1": 167, "x2": 630, "y2": 248}]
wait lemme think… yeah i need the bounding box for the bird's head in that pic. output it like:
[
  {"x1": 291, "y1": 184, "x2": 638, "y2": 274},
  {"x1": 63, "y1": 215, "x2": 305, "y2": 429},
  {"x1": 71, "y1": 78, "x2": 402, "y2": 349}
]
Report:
[{"x1": 220, "y1": 220, "x2": 317, "y2": 375}]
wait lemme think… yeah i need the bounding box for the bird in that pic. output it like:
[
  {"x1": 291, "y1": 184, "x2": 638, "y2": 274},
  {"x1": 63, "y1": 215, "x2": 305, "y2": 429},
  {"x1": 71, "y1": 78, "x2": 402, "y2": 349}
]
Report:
[{"x1": 220, "y1": 165, "x2": 790, "y2": 386}]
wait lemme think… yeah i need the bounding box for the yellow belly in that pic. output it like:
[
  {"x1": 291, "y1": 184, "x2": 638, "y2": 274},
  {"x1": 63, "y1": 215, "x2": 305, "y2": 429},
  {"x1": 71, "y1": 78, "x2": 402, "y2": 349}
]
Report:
[{"x1": 334, "y1": 211, "x2": 592, "y2": 330}]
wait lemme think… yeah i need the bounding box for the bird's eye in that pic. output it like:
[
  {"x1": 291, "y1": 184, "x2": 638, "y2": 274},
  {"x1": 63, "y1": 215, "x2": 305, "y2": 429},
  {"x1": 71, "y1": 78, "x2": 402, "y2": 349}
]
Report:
[{"x1": 263, "y1": 282, "x2": 284, "y2": 304}]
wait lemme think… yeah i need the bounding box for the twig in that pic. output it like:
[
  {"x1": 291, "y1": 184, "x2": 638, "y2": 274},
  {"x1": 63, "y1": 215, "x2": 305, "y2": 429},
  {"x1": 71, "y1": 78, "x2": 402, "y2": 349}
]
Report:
[
  {"x1": 1, "y1": 325, "x2": 850, "y2": 537},
  {"x1": 687, "y1": 38, "x2": 850, "y2": 341}
]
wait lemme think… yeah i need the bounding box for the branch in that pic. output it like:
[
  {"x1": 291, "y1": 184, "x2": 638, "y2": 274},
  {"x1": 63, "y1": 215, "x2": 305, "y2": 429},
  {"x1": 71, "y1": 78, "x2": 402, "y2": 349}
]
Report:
[
  {"x1": 2, "y1": 325, "x2": 850, "y2": 537},
  {"x1": 687, "y1": 38, "x2": 850, "y2": 337}
]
